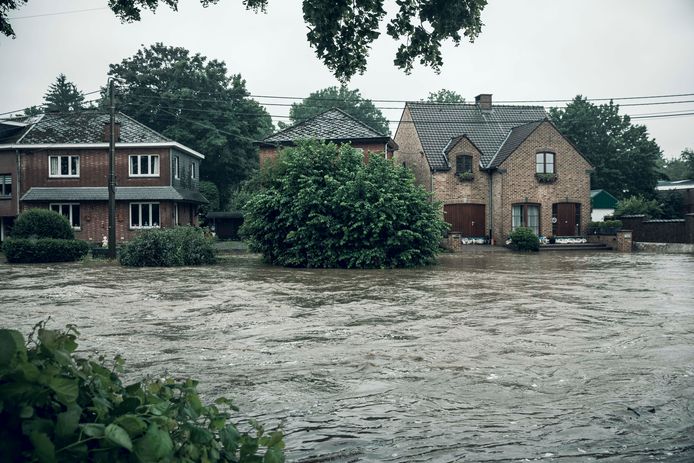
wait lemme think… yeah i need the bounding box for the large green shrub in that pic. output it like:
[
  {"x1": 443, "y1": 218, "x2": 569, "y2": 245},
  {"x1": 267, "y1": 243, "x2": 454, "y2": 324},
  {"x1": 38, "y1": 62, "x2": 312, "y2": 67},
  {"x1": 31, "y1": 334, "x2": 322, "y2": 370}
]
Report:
[
  {"x1": 2, "y1": 238, "x2": 89, "y2": 263},
  {"x1": 0, "y1": 323, "x2": 284, "y2": 463},
  {"x1": 508, "y1": 227, "x2": 540, "y2": 252},
  {"x1": 120, "y1": 226, "x2": 216, "y2": 267},
  {"x1": 614, "y1": 195, "x2": 662, "y2": 218},
  {"x1": 11, "y1": 209, "x2": 74, "y2": 239},
  {"x1": 241, "y1": 140, "x2": 449, "y2": 268}
]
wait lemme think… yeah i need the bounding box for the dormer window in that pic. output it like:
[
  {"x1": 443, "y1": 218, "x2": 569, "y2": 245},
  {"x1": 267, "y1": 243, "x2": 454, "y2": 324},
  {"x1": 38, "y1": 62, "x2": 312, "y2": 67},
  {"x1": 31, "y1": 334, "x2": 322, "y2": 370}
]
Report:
[{"x1": 536, "y1": 152, "x2": 555, "y2": 174}]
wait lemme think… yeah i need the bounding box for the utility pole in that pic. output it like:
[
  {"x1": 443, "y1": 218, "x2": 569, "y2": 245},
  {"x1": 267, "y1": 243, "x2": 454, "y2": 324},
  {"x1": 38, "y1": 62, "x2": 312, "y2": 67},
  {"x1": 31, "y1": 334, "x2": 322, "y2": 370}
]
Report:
[{"x1": 108, "y1": 80, "x2": 117, "y2": 259}]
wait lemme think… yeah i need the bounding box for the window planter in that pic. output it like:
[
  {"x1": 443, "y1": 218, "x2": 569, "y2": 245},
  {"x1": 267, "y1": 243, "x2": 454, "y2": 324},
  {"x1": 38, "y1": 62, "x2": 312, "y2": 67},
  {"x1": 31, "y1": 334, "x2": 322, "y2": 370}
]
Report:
[
  {"x1": 456, "y1": 172, "x2": 474, "y2": 182},
  {"x1": 535, "y1": 173, "x2": 557, "y2": 183}
]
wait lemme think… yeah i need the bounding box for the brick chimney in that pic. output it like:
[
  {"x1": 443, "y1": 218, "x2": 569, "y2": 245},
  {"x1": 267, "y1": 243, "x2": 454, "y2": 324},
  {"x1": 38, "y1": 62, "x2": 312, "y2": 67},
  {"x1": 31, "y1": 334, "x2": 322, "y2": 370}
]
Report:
[
  {"x1": 103, "y1": 122, "x2": 121, "y2": 142},
  {"x1": 475, "y1": 94, "x2": 492, "y2": 111}
]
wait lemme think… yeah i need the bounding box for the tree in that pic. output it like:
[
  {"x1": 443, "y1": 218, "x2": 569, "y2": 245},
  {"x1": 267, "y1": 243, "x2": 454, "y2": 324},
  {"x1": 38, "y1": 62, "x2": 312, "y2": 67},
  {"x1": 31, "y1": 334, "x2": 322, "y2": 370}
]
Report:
[
  {"x1": 2, "y1": 1, "x2": 488, "y2": 82},
  {"x1": 427, "y1": 89, "x2": 465, "y2": 103},
  {"x1": 286, "y1": 86, "x2": 389, "y2": 134},
  {"x1": 614, "y1": 195, "x2": 663, "y2": 218},
  {"x1": 108, "y1": 43, "x2": 273, "y2": 207},
  {"x1": 549, "y1": 96, "x2": 663, "y2": 199},
  {"x1": 43, "y1": 73, "x2": 84, "y2": 112},
  {"x1": 241, "y1": 140, "x2": 449, "y2": 268},
  {"x1": 661, "y1": 148, "x2": 694, "y2": 181}
]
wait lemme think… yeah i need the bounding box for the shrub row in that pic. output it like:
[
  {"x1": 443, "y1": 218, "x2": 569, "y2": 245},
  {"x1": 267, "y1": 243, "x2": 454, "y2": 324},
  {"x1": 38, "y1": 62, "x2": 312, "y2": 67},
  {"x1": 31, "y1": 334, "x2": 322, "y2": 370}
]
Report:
[
  {"x1": 119, "y1": 226, "x2": 216, "y2": 267},
  {"x1": 2, "y1": 238, "x2": 90, "y2": 263},
  {"x1": 0, "y1": 323, "x2": 284, "y2": 463},
  {"x1": 507, "y1": 227, "x2": 540, "y2": 252},
  {"x1": 10, "y1": 209, "x2": 74, "y2": 239},
  {"x1": 588, "y1": 220, "x2": 623, "y2": 230}
]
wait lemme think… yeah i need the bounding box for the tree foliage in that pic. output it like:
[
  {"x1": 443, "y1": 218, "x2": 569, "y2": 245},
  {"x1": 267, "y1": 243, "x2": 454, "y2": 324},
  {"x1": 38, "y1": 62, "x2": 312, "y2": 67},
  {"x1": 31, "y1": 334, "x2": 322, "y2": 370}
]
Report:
[
  {"x1": 43, "y1": 74, "x2": 85, "y2": 112},
  {"x1": 285, "y1": 86, "x2": 389, "y2": 135},
  {"x1": 108, "y1": 43, "x2": 273, "y2": 207},
  {"x1": 549, "y1": 96, "x2": 663, "y2": 199},
  {"x1": 660, "y1": 148, "x2": 694, "y2": 181},
  {"x1": 427, "y1": 88, "x2": 465, "y2": 103},
  {"x1": 0, "y1": 322, "x2": 284, "y2": 462},
  {"x1": 241, "y1": 140, "x2": 448, "y2": 268},
  {"x1": 2, "y1": 1, "x2": 488, "y2": 81},
  {"x1": 614, "y1": 195, "x2": 663, "y2": 218},
  {"x1": 11, "y1": 209, "x2": 74, "y2": 240}
]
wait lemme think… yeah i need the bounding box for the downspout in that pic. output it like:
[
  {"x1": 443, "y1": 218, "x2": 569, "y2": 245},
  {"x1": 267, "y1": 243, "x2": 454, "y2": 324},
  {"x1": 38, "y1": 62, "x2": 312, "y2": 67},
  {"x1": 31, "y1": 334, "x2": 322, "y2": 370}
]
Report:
[{"x1": 487, "y1": 169, "x2": 494, "y2": 244}]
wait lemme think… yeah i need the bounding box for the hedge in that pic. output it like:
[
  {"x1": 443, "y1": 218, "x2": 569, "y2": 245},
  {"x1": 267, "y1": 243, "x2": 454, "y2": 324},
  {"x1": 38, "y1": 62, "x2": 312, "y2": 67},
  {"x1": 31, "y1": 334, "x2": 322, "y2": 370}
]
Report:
[
  {"x1": 2, "y1": 238, "x2": 90, "y2": 263},
  {"x1": 10, "y1": 209, "x2": 74, "y2": 239},
  {"x1": 119, "y1": 226, "x2": 216, "y2": 267},
  {"x1": 508, "y1": 227, "x2": 540, "y2": 252}
]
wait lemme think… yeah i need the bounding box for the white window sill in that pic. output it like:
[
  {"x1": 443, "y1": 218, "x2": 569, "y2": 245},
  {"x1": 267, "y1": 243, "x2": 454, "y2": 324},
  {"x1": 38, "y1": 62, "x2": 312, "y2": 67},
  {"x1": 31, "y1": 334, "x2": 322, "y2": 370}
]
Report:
[
  {"x1": 49, "y1": 175, "x2": 80, "y2": 179},
  {"x1": 129, "y1": 174, "x2": 160, "y2": 178},
  {"x1": 129, "y1": 226, "x2": 161, "y2": 230}
]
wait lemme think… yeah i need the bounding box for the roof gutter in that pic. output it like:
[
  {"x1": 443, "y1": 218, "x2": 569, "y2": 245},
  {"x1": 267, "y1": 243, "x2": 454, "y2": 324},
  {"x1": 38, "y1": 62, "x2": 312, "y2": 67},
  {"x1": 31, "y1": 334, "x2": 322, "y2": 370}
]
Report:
[{"x1": 0, "y1": 142, "x2": 205, "y2": 159}]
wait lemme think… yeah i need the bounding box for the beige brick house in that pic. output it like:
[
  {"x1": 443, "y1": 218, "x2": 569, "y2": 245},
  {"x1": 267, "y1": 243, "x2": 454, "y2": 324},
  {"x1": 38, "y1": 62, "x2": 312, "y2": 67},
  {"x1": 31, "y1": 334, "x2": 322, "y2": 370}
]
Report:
[
  {"x1": 394, "y1": 94, "x2": 592, "y2": 245},
  {"x1": 0, "y1": 111, "x2": 207, "y2": 243}
]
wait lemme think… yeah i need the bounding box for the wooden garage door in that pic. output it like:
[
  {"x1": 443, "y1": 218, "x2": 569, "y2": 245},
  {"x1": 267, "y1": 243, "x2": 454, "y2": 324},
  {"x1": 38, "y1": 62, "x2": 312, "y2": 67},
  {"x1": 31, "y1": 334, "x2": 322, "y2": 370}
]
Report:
[{"x1": 443, "y1": 204, "x2": 486, "y2": 237}]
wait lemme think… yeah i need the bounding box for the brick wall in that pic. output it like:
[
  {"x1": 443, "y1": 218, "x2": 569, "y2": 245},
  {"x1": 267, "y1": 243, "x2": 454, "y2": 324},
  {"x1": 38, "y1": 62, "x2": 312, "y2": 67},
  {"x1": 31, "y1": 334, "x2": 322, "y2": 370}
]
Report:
[
  {"x1": 393, "y1": 107, "x2": 432, "y2": 191},
  {"x1": 0, "y1": 151, "x2": 18, "y2": 217},
  {"x1": 491, "y1": 122, "x2": 591, "y2": 243}
]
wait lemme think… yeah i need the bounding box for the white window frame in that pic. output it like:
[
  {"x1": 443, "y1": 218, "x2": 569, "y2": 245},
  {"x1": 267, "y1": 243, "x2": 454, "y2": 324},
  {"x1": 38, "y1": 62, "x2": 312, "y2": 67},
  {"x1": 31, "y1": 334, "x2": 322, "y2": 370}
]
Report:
[
  {"x1": 173, "y1": 155, "x2": 180, "y2": 180},
  {"x1": 49, "y1": 155, "x2": 80, "y2": 178},
  {"x1": 173, "y1": 202, "x2": 179, "y2": 226},
  {"x1": 191, "y1": 161, "x2": 197, "y2": 180},
  {"x1": 0, "y1": 174, "x2": 11, "y2": 197},
  {"x1": 50, "y1": 203, "x2": 81, "y2": 229},
  {"x1": 129, "y1": 154, "x2": 160, "y2": 177},
  {"x1": 129, "y1": 202, "x2": 160, "y2": 229}
]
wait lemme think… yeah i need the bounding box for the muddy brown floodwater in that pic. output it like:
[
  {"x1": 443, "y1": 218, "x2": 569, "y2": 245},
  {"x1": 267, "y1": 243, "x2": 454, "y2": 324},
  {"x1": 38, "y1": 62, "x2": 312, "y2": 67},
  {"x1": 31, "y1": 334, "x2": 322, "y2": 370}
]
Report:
[{"x1": 2, "y1": 250, "x2": 694, "y2": 462}]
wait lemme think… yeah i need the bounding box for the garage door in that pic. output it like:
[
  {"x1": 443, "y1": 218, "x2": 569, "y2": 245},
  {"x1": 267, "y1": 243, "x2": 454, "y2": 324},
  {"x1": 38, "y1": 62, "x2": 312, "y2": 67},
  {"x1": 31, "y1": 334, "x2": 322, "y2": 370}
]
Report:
[{"x1": 443, "y1": 204, "x2": 486, "y2": 237}]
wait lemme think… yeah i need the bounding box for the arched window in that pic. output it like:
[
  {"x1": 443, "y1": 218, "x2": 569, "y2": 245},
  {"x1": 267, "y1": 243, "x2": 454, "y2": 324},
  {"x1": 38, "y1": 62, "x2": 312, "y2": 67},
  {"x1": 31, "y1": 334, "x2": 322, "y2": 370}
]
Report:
[{"x1": 536, "y1": 152, "x2": 555, "y2": 174}]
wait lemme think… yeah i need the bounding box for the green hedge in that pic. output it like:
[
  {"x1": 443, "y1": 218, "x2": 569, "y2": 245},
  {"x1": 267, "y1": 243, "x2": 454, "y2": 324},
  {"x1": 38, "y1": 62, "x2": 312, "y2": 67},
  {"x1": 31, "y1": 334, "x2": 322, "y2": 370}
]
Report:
[
  {"x1": 11, "y1": 209, "x2": 74, "y2": 239},
  {"x1": 508, "y1": 227, "x2": 540, "y2": 252},
  {"x1": 120, "y1": 227, "x2": 216, "y2": 267},
  {"x1": 0, "y1": 323, "x2": 284, "y2": 463},
  {"x1": 2, "y1": 238, "x2": 89, "y2": 263}
]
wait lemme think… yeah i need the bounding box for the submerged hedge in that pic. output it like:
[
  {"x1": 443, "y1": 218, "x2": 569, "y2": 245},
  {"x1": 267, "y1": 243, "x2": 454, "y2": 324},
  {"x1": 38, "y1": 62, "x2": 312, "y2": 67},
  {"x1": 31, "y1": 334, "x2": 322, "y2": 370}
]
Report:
[
  {"x1": 0, "y1": 323, "x2": 285, "y2": 462},
  {"x1": 119, "y1": 226, "x2": 216, "y2": 267},
  {"x1": 11, "y1": 209, "x2": 74, "y2": 240},
  {"x1": 2, "y1": 238, "x2": 89, "y2": 263}
]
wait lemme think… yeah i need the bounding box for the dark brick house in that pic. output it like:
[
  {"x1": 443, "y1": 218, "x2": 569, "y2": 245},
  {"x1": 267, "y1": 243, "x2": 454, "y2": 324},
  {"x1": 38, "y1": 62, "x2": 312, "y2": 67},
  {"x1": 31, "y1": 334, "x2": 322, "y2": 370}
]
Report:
[
  {"x1": 394, "y1": 94, "x2": 592, "y2": 246},
  {"x1": 257, "y1": 108, "x2": 397, "y2": 166},
  {"x1": 0, "y1": 111, "x2": 207, "y2": 243}
]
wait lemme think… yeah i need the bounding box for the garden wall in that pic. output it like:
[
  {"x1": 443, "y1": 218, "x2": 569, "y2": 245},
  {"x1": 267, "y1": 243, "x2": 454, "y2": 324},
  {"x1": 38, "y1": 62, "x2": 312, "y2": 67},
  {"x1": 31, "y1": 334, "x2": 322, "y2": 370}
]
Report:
[{"x1": 618, "y1": 214, "x2": 694, "y2": 244}]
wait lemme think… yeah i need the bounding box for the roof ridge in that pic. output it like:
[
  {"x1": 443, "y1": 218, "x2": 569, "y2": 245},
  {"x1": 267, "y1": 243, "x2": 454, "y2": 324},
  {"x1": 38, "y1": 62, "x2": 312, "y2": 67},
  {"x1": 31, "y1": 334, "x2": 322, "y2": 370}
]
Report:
[
  {"x1": 328, "y1": 107, "x2": 387, "y2": 137},
  {"x1": 117, "y1": 112, "x2": 172, "y2": 142}
]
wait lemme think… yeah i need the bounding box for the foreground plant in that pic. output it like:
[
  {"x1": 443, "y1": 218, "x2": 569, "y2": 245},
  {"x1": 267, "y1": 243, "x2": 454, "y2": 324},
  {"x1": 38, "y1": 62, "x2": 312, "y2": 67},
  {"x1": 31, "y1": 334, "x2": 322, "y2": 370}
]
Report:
[{"x1": 0, "y1": 322, "x2": 284, "y2": 462}]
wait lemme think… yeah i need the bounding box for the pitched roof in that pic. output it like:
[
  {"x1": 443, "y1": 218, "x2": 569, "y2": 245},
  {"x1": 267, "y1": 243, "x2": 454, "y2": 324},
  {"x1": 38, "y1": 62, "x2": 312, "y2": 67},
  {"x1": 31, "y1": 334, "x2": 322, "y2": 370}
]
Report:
[
  {"x1": 4, "y1": 111, "x2": 170, "y2": 144},
  {"x1": 590, "y1": 189, "x2": 618, "y2": 209},
  {"x1": 656, "y1": 179, "x2": 694, "y2": 190},
  {"x1": 405, "y1": 102, "x2": 547, "y2": 170},
  {"x1": 487, "y1": 120, "x2": 544, "y2": 169},
  {"x1": 21, "y1": 186, "x2": 208, "y2": 204},
  {"x1": 261, "y1": 108, "x2": 390, "y2": 146}
]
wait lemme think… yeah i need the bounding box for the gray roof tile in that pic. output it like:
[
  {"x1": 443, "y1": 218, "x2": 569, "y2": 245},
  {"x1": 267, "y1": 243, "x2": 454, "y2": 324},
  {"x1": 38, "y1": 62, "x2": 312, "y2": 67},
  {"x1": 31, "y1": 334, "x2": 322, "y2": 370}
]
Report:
[
  {"x1": 263, "y1": 108, "x2": 388, "y2": 144},
  {"x1": 21, "y1": 186, "x2": 207, "y2": 203},
  {"x1": 5, "y1": 111, "x2": 170, "y2": 145},
  {"x1": 487, "y1": 121, "x2": 544, "y2": 168},
  {"x1": 406, "y1": 102, "x2": 547, "y2": 170}
]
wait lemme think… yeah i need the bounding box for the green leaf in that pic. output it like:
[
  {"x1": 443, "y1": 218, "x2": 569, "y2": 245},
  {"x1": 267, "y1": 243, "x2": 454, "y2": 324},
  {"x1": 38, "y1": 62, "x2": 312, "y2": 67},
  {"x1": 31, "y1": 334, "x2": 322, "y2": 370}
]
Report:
[
  {"x1": 105, "y1": 423, "x2": 133, "y2": 452},
  {"x1": 29, "y1": 432, "x2": 56, "y2": 463},
  {"x1": 134, "y1": 423, "x2": 173, "y2": 462},
  {"x1": 263, "y1": 446, "x2": 285, "y2": 463},
  {"x1": 48, "y1": 377, "x2": 78, "y2": 405},
  {"x1": 56, "y1": 404, "x2": 82, "y2": 438},
  {"x1": 0, "y1": 329, "x2": 27, "y2": 366},
  {"x1": 114, "y1": 414, "x2": 147, "y2": 437},
  {"x1": 81, "y1": 423, "x2": 105, "y2": 438},
  {"x1": 220, "y1": 424, "x2": 241, "y2": 452},
  {"x1": 20, "y1": 405, "x2": 34, "y2": 418}
]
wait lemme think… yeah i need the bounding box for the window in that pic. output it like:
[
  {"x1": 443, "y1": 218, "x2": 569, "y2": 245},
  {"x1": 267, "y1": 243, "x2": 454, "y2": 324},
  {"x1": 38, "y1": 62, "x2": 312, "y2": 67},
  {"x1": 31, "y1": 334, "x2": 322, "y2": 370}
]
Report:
[
  {"x1": 455, "y1": 154, "x2": 473, "y2": 174},
  {"x1": 130, "y1": 203, "x2": 160, "y2": 228},
  {"x1": 512, "y1": 204, "x2": 540, "y2": 235},
  {"x1": 0, "y1": 174, "x2": 11, "y2": 197},
  {"x1": 173, "y1": 156, "x2": 180, "y2": 180},
  {"x1": 49, "y1": 155, "x2": 79, "y2": 177},
  {"x1": 173, "y1": 203, "x2": 179, "y2": 226},
  {"x1": 129, "y1": 155, "x2": 160, "y2": 177},
  {"x1": 191, "y1": 161, "x2": 197, "y2": 180},
  {"x1": 536, "y1": 152, "x2": 555, "y2": 174},
  {"x1": 50, "y1": 203, "x2": 80, "y2": 229}
]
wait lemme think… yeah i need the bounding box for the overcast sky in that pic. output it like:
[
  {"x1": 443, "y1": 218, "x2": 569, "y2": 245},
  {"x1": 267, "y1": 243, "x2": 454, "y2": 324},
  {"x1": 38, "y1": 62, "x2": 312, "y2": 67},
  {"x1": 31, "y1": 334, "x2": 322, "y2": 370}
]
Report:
[{"x1": 1, "y1": 0, "x2": 692, "y2": 158}]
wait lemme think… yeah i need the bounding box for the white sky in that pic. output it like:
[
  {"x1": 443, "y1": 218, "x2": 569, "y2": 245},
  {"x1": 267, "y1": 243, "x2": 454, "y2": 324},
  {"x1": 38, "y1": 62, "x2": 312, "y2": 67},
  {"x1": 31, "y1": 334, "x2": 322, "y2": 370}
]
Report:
[{"x1": 1, "y1": 0, "x2": 693, "y2": 158}]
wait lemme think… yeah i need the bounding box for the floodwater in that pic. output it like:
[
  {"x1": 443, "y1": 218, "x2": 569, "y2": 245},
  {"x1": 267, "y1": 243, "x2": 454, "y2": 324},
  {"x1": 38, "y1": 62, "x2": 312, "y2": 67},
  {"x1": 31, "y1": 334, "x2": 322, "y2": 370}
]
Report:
[{"x1": 1, "y1": 251, "x2": 693, "y2": 462}]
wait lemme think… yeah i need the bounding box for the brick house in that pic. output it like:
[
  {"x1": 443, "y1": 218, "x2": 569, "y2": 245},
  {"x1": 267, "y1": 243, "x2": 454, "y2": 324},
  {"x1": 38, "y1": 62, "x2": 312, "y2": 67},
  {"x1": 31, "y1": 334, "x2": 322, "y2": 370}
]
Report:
[
  {"x1": 0, "y1": 111, "x2": 207, "y2": 243},
  {"x1": 394, "y1": 94, "x2": 592, "y2": 245},
  {"x1": 258, "y1": 108, "x2": 397, "y2": 166}
]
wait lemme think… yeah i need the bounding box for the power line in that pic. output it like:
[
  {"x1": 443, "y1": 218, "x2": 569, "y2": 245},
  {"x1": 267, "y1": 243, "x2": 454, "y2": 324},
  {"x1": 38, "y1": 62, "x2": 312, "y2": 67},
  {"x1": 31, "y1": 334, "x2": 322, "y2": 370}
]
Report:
[{"x1": 8, "y1": 7, "x2": 109, "y2": 20}]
